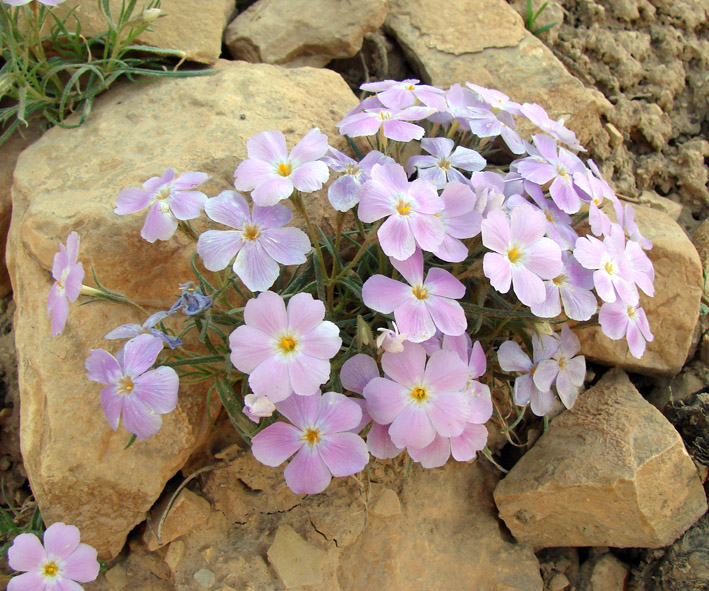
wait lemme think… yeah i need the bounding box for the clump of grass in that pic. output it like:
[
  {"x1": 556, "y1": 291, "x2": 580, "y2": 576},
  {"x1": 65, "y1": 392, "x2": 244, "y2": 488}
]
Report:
[
  {"x1": 524, "y1": 0, "x2": 559, "y2": 36},
  {"x1": 0, "y1": 0, "x2": 213, "y2": 146}
]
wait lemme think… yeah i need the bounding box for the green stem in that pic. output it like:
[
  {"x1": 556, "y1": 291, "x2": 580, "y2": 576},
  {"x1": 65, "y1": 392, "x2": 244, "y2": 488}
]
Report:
[
  {"x1": 329, "y1": 221, "x2": 381, "y2": 285},
  {"x1": 79, "y1": 284, "x2": 148, "y2": 314},
  {"x1": 290, "y1": 190, "x2": 329, "y2": 291}
]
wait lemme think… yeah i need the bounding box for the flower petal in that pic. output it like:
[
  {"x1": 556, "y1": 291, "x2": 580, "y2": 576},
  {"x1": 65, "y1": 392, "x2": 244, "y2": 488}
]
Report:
[
  {"x1": 259, "y1": 227, "x2": 310, "y2": 265},
  {"x1": 251, "y1": 176, "x2": 294, "y2": 206},
  {"x1": 497, "y1": 341, "x2": 532, "y2": 372},
  {"x1": 123, "y1": 334, "x2": 163, "y2": 377},
  {"x1": 318, "y1": 432, "x2": 369, "y2": 477},
  {"x1": 394, "y1": 298, "x2": 436, "y2": 343},
  {"x1": 197, "y1": 230, "x2": 243, "y2": 272},
  {"x1": 243, "y1": 291, "x2": 287, "y2": 335},
  {"x1": 381, "y1": 341, "x2": 426, "y2": 385},
  {"x1": 167, "y1": 190, "x2": 206, "y2": 220},
  {"x1": 426, "y1": 296, "x2": 467, "y2": 337},
  {"x1": 450, "y1": 423, "x2": 487, "y2": 461},
  {"x1": 247, "y1": 130, "x2": 288, "y2": 163},
  {"x1": 7, "y1": 534, "x2": 46, "y2": 571},
  {"x1": 7, "y1": 571, "x2": 45, "y2": 591},
  {"x1": 121, "y1": 396, "x2": 162, "y2": 440},
  {"x1": 204, "y1": 190, "x2": 251, "y2": 228},
  {"x1": 300, "y1": 322, "x2": 341, "y2": 360},
  {"x1": 133, "y1": 367, "x2": 179, "y2": 414},
  {"x1": 362, "y1": 275, "x2": 411, "y2": 314},
  {"x1": 288, "y1": 356, "x2": 330, "y2": 396},
  {"x1": 424, "y1": 350, "x2": 469, "y2": 393},
  {"x1": 115, "y1": 187, "x2": 151, "y2": 215},
  {"x1": 289, "y1": 128, "x2": 329, "y2": 166},
  {"x1": 291, "y1": 161, "x2": 329, "y2": 193},
  {"x1": 85, "y1": 349, "x2": 122, "y2": 385},
  {"x1": 378, "y1": 215, "x2": 416, "y2": 261},
  {"x1": 284, "y1": 447, "x2": 332, "y2": 494},
  {"x1": 408, "y1": 434, "x2": 451, "y2": 468},
  {"x1": 367, "y1": 423, "x2": 403, "y2": 459},
  {"x1": 340, "y1": 354, "x2": 379, "y2": 394},
  {"x1": 101, "y1": 386, "x2": 123, "y2": 431},
  {"x1": 249, "y1": 356, "x2": 293, "y2": 401},
  {"x1": 60, "y1": 543, "x2": 99, "y2": 583},
  {"x1": 276, "y1": 391, "x2": 321, "y2": 427},
  {"x1": 251, "y1": 422, "x2": 304, "y2": 466},
  {"x1": 388, "y1": 405, "x2": 436, "y2": 449},
  {"x1": 233, "y1": 241, "x2": 280, "y2": 292},
  {"x1": 287, "y1": 293, "x2": 326, "y2": 334},
  {"x1": 229, "y1": 325, "x2": 274, "y2": 373},
  {"x1": 141, "y1": 203, "x2": 177, "y2": 243},
  {"x1": 44, "y1": 523, "x2": 80, "y2": 562},
  {"x1": 363, "y1": 377, "x2": 408, "y2": 425}
]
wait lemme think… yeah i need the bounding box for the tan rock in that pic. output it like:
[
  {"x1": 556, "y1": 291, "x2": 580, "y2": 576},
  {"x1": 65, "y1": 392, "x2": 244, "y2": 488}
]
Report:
[
  {"x1": 637, "y1": 190, "x2": 682, "y2": 221},
  {"x1": 370, "y1": 485, "x2": 401, "y2": 517},
  {"x1": 226, "y1": 0, "x2": 388, "y2": 68},
  {"x1": 267, "y1": 525, "x2": 326, "y2": 588},
  {"x1": 494, "y1": 369, "x2": 707, "y2": 548},
  {"x1": 6, "y1": 60, "x2": 358, "y2": 559},
  {"x1": 194, "y1": 568, "x2": 216, "y2": 588},
  {"x1": 0, "y1": 123, "x2": 45, "y2": 297},
  {"x1": 590, "y1": 554, "x2": 629, "y2": 591},
  {"x1": 692, "y1": 216, "x2": 709, "y2": 279},
  {"x1": 577, "y1": 205, "x2": 704, "y2": 375},
  {"x1": 143, "y1": 489, "x2": 211, "y2": 551},
  {"x1": 385, "y1": 0, "x2": 611, "y2": 150},
  {"x1": 51, "y1": 0, "x2": 234, "y2": 64},
  {"x1": 165, "y1": 540, "x2": 186, "y2": 574},
  {"x1": 105, "y1": 564, "x2": 129, "y2": 590}
]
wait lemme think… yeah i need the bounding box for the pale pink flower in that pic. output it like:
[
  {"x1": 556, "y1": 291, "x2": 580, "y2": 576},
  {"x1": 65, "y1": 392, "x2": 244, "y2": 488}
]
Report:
[
  {"x1": 375, "y1": 323, "x2": 407, "y2": 353},
  {"x1": 47, "y1": 231, "x2": 84, "y2": 337},
  {"x1": 7, "y1": 523, "x2": 99, "y2": 591},
  {"x1": 243, "y1": 394, "x2": 276, "y2": 423},
  {"x1": 599, "y1": 301, "x2": 654, "y2": 358},
  {"x1": 251, "y1": 392, "x2": 369, "y2": 494},
  {"x1": 234, "y1": 129, "x2": 329, "y2": 206},
  {"x1": 519, "y1": 102, "x2": 585, "y2": 151},
  {"x1": 338, "y1": 106, "x2": 434, "y2": 143},
  {"x1": 532, "y1": 325, "x2": 586, "y2": 409},
  {"x1": 114, "y1": 168, "x2": 208, "y2": 243},
  {"x1": 360, "y1": 79, "x2": 447, "y2": 111},
  {"x1": 432, "y1": 181, "x2": 483, "y2": 263},
  {"x1": 406, "y1": 137, "x2": 485, "y2": 189},
  {"x1": 229, "y1": 292, "x2": 341, "y2": 401},
  {"x1": 362, "y1": 249, "x2": 467, "y2": 343}
]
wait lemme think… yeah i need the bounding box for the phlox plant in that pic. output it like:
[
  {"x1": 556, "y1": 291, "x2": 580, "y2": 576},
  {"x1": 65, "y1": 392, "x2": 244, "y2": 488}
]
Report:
[{"x1": 42, "y1": 80, "x2": 657, "y2": 502}]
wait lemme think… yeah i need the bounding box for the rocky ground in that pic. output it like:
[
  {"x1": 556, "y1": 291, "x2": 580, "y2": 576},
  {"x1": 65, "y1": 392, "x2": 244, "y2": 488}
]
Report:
[{"x1": 0, "y1": 0, "x2": 708, "y2": 590}]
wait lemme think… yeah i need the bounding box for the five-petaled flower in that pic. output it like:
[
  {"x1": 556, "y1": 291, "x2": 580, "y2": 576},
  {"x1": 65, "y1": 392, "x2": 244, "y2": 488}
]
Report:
[{"x1": 47, "y1": 231, "x2": 84, "y2": 337}]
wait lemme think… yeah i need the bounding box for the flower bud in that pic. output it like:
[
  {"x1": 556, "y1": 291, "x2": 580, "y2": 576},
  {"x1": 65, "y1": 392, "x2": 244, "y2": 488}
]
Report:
[{"x1": 376, "y1": 323, "x2": 406, "y2": 353}]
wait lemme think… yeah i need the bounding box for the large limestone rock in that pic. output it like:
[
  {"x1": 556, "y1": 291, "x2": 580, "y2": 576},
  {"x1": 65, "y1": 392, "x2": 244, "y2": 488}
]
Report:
[
  {"x1": 385, "y1": 0, "x2": 611, "y2": 150},
  {"x1": 225, "y1": 0, "x2": 388, "y2": 68},
  {"x1": 494, "y1": 369, "x2": 707, "y2": 548},
  {"x1": 160, "y1": 452, "x2": 544, "y2": 590},
  {"x1": 577, "y1": 205, "x2": 704, "y2": 376},
  {"x1": 52, "y1": 0, "x2": 234, "y2": 64},
  {"x1": 7, "y1": 60, "x2": 358, "y2": 558}
]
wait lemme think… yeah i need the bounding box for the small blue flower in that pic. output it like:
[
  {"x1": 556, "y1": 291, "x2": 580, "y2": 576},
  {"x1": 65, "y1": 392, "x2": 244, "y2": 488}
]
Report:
[
  {"x1": 105, "y1": 310, "x2": 183, "y2": 349},
  {"x1": 169, "y1": 282, "x2": 212, "y2": 316}
]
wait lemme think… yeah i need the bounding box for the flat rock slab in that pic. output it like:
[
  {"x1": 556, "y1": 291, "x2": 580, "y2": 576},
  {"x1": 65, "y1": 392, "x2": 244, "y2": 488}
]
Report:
[
  {"x1": 226, "y1": 0, "x2": 388, "y2": 68},
  {"x1": 577, "y1": 205, "x2": 704, "y2": 376},
  {"x1": 385, "y1": 0, "x2": 611, "y2": 149},
  {"x1": 53, "y1": 0, "x2": 234, "y2": 64},
  {"x1": 494, "y1": 369, "x2": 707, "y2": 548},
  {"x1": 7, "y1": 60, "x2": 357, "y2": 558}
]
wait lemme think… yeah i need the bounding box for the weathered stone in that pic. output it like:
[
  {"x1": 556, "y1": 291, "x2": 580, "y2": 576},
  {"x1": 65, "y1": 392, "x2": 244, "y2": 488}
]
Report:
[
  {"x1": 369, "y1": 485, "x2": 401, "y2": 517},
  {"x1": 7, "y1": 60, "x2": 358, "y2": 559},
  {"x1": 267, "y1": 525, "x2": 326, "y2": 588},
  {"x1": 577, "y1": 205, "x2": 704, "y2": 375},
  {"x1": 225, "y1": 0, "x2": 388, "y2": 68},
  {"x1": 165, "y1": 540, "x2": 185, "y2": 575},
  {"x1": 385, "y1": 0, "x2": 611, "y2": 150},
  {"x1": 638, "y1": 190, "x2": 683, "y2": 221},
  {"x1": 194, "y1": 569, "x2": 216, "y2": 588},
  {"x1": 494, "y1": 369, "x2": 707, "y2": 548},
  {"x1": 143, "y1": 489, "x2": 212, "y2": 550},
  {"x1": 105, "y1": 564, "x2": 129, "y2": 590},
  {"x1": 589, "y1": 554, "x2": 629, "y2": 591},
  {"x1": 692, "y1": 216, "x2": 709, "y2": 279},
  {"x1": 52, "y1": 0, "x2": 234, "y2": 65},
  {"x1": 0, "y1": 124, "x2": 45, "y2": 298}
]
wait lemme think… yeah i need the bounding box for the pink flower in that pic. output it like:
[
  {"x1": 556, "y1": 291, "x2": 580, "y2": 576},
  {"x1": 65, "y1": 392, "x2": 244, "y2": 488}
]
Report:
[
  {"x1": 46, "y1": 231, "x2": 84, "y2": 337},
  {"x1": 360, "y1": 79, "x2": 447, "y2": 111},
  {"x1": 498, "y1": 334, "x2": 559, "y2": 416},
  {"x1": 375, "y1": 323, "x2": 407, "y2": 353},
  {"x1": 338, "y1": 106, "x2": 434, "y2": 143},
  {"x1": 234, "y1": 129, "x2": 329, "y2": 206},
  {"x1": 340, "y1": 354, "x2": 403, "y2": 459},
  {"x1": 251, "y1": 392, "x2": 369, "y2": 494},
  {"x1": 407, "y1": 423, "x2": 488, "y2": 468},
  {"x1": 114, "y1": 168, "x2": 208, "y2": 243},
  {"x1": 442, "y1": 335, "x2": 493, "y2": 423},
  {"x1": 519, "y1": 102, "x2": 585, "y2": 152},
  {"x1": 85, "y1": 335, "x2": 179, "y2": 440},
  {"x1": 406, "y1": 137, "x2": 485, "y2": 189},
  {"x1": 433, "y1": 181, "x2": 483, "y2": 263},
  {"x1": 532, "y1": 325, "x2": 586, "y2": 409},
  {"x1": 7, "y1": 523, "x2": 99, "y2": 591},
  {"x1": 363, "y1": 342, "x2": 471, "y2": 449},
  {"x1": 599, "y1": 301, "x2": 654, "y2": 358},
  {"x1": 481, "y1": 204, "x2": 563, "y2": 307},
  {"x1": 362, "y1": 249, "x2": 467, "y2": 343},
  {"x1": 323, "y1": 149, "x2": 394, "y2": 212},
  {"x1": 197, "y1": 190, "x2": 310, "y2": 292},
  {"x1": 243, "y1": 394, "x2": 276, "y2": 423},
  {"x1": 229, "y1": 292, "x2": 341, "y2": 401},
  {"x1": 3, "y1": 0, "x2": 65, "y2": 5},
  {"x1": 358, "y1": 162, "x2": 444, "y2": 260}
]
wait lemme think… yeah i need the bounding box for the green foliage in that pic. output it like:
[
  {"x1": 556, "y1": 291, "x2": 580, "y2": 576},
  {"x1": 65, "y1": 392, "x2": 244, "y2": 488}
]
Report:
[
  {"x1": 524, "y1": 0, "x2": 559, "y2": 36},
  {"x1": 0, "y1": 496, "x2": 43, "y2": 555},
  {"x1": 0, "y1": 0, "x2": 213, "y2": 146}
]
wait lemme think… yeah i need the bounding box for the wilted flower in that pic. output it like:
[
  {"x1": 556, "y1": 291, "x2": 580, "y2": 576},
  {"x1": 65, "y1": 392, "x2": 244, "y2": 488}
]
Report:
[
  {"x1": 7, "y1": 522, "x2": 99, "y2": 591},
  {"x1": 375, "y1": 323, "x2": 407, "y2": 353},
  {"x1": 114, "y1": 168, "x2": 208, "y2": 243},
  {"x1": 243, "y1": 393, "x2": 276, "y2": 423},
  {"x1": 47, "y1": 231, "x2": 84, "y2": 337},
  {"x1": 85, "y1": 334, "x2": 179, "y2": 440},
  {"x1": 105, "y1": 310, "x2": 182, "y2": 349},
  {"x1": 251, "y1": 392, "x2": 369, "y2": 494},
  {"x1": 234, "y1": 129, "x2": 329, "y2": 205},
  {"x1": 169, "y1": 282, "x2": 212, "y2": 315}
]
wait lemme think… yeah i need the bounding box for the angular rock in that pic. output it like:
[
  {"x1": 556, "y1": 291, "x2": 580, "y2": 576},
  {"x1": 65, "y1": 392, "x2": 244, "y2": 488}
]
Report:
[
  {"x1": 385, "y1": 0, "x2": 611, "y2": 149},
  {"x1": 6, "y1": 60, "x2": 358, "y2": 558},
  {"x1": 494, "y1": 369, "x2": 707, "y2": 548},
  {"x1": 226, "y1": 0, "x2": 388, "y2": 68},
  {"x1": 692, "y1": 216, "x2": 709, "y2": 279},
  {"x1": 143, "y1": 489, "x2": 212, "y2": 551},
  {"x1": 370, "y1": 485, "x2": 401, "y2": 517},
  {"x1": 52, "y1": 0, "x2": 234, "y2": 65},
  {"x1": 267, "y1": 525, "x2": 326, "y2": 588},
  {"x1": 589, "y1": 554, "x2": 629, "y2": 591},
  {"x1": 577, "y1": 205, "x2": 704, "y2": 375}
]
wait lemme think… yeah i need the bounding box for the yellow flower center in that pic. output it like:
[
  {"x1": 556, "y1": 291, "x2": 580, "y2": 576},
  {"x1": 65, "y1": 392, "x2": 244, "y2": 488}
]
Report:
[
  {"x1": 627, "y1": 306, "x2": 636, "y2": 319},
  {"x1": 117, "y1": 376, "x2": 134, "y2": 395},
  {"x1": 242, "y1": 223, "x2": 260, "y2": 241},
  {"x1": 279, "y1": 335, "x2": 298, "y2": 354},
  {"x1": 593, "y1": 197, "x2": 601, "y2": 205},
  {"x1": 155, "y1": 186, "x2": 171, "y2": 201},
  {"x1": 277, "y1": 162, "x2": 292, "y2": 177},
  {"x1": 344, "y1": 163, "x2": 359, "y2": 176},
  {"x1": 507, "y1": 247, "x2": 522, "y2": 264},
  {"x1": 301, "y1": 427, "x2": 321, "y2": 446},
  {"x1": 407, "y1": 84, "x2": 415, "y2": 91},
  {"x1": 545, "y1": 210, "x2": 554, "y2": 222},
  {"x1": 558, "y1": 356, "x2": 567, "y2": 370},
  {"x1": 556, "y1": 164, "x2": 570, "y2": 180},
  {"x1": 552, "y1": 274, "x2": 568, "y2": 287},
  {"x1": 379, "y1": 111, "x2": 392, "y2": 120},
  {"x1": 43, "y1": 561, "x2": 59, "y2": 578},
  {"x1": 410, "y1": 386, "x2": 429, "y2": 403},
  {"x1": 396, "y1": 199, "x2": 412, "y2": 216},
  {"x1": 604, "y1": 260, "x2": 615, "y2": 275},
  {"x1": 438, "y1": 158, "x2": 452, "y2": 170},
  {"x1": 412, "y1": 285, "x2": 428, "y2": 300}
]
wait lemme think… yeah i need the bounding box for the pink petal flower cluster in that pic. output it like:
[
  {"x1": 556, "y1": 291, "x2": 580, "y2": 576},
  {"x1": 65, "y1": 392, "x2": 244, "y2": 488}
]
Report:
[
  {"x1": 229, "y1": 292, "x2": 341, "y2": 402},
  {"x1": 7, "y1": 523, "x2": 99, "y2": 591},
  {"x1": 85, "y1": 334, "x2": 179, "y2": 440},
  {"x1": 362, "y1": 249, "x2": 466, "y2": 343},
  {"x1": 197, "y1": 190, "x2": 310, "y2": 292},
  {"x1": 358, "y1": 162, "x2": 444, "y2": 260},
  {"x1": 3, "y1": 0, "x2": 65, "y2": 5},
  {"x1": 360, "y1": 79, "x2": 447, "y2": 111},
  {"x1": 47, "y1": 231, "x2": 84, "y2": 337},
  {"x1": 406, "y1": 137, "x2": 485, "y2": 189},
  {"x1": 338, "y1": 100, "x2": 435, "y2": 143},
  {"x1": 234, "y1": 129, "x2": 329, "y2": 206},
  {"x1": 251, "y1": 391, "x2": 369, "y2": 494},
  {"x1": 322, "y1": 148, "x2": 394, "y2": 212},
  {"x1": 433, "y1": 181, "x2": 483, "y2": 262},
  {"x1": 115, "y1": 168, "x2": 208, "y2": 243}
]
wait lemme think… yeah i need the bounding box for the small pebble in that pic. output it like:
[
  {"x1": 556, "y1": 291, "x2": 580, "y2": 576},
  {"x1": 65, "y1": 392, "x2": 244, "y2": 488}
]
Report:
[
  {"x1": 548, "y1": 572, "x2": 570, "y2": 591},
  {"x1": 194, "y1": 568, "x2": 215, "y2": 588}
]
